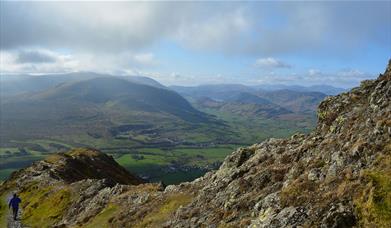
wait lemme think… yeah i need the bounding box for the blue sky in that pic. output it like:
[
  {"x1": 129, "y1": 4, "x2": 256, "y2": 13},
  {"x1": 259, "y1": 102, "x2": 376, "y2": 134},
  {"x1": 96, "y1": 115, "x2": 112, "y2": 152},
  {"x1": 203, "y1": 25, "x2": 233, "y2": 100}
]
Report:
[{"x1": 0, "y1": 1, "x2": 390, "y2": 88}]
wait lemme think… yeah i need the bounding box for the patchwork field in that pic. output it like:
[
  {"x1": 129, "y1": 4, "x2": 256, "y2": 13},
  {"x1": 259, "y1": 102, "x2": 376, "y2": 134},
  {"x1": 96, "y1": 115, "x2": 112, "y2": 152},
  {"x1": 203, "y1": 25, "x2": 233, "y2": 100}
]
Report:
[{"x1": 0, "y1": 112, "x2": 314, "y2": 185}]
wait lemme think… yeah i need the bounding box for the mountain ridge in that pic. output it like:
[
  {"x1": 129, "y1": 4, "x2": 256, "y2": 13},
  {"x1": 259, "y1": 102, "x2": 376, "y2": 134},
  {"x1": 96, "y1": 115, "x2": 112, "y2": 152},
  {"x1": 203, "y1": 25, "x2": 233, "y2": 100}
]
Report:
[
  {"x1": 0, "y1": 72, "x2": 166, "y2": 97},
  {"x1": 172, "y1": 84, "x2": 327, "y2": 115}
]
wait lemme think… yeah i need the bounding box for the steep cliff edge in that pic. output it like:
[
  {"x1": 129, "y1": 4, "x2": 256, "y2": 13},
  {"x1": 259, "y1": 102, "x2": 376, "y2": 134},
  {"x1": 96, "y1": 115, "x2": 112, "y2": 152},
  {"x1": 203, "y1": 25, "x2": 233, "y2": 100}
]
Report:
[{"x1": 0, "y1": 61, "x2": 390, "y2": 227}]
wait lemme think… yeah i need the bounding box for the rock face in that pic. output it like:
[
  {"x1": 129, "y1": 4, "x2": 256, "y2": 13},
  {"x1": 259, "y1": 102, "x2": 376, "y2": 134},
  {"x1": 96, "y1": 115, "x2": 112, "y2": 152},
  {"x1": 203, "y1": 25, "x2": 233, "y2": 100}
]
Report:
[{"x1": 0, "y1": 60, "x2": 390, "y2": 227}]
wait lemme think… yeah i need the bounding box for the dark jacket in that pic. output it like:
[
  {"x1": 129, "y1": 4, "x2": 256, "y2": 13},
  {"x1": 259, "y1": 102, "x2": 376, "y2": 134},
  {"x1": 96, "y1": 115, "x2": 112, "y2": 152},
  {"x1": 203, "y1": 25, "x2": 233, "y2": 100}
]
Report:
[{"x1": 9, "y1": 197, "x2": 21, "y2": 209}]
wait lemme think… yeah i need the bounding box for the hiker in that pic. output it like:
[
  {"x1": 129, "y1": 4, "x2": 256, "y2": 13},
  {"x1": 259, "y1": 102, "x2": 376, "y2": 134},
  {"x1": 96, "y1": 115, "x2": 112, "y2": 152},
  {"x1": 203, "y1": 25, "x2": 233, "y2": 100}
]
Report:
[{"x1": 9, "y1": 193, "x2": 21, "y2": 220}]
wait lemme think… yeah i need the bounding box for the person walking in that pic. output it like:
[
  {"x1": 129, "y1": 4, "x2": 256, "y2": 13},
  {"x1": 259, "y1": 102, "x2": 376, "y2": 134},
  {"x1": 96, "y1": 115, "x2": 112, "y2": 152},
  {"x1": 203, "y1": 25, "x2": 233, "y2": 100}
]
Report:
[{"x1": 9, "y1": 193, "x2": 22, "y2": 220}]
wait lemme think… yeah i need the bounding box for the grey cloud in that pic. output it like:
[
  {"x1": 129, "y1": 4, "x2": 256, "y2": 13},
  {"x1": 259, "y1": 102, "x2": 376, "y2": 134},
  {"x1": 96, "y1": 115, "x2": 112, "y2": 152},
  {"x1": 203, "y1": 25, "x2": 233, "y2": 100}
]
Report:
[
  {"x1": 1, "y1": 1, "x2": 389, "y2": 56},
  {"x1": 0, "y1": 2, "x2": 170, "y2": 51},
  {"x1": 0, "y1": 2, "x2": 247, "y2": 53},
  {"x1": 16, "y1": 50, "x2": 57, "y2": 63}
]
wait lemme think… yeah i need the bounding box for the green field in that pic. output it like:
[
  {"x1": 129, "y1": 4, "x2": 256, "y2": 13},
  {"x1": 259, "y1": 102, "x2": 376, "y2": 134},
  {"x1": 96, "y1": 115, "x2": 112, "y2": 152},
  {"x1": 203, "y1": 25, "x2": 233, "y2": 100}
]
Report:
[
  {"x1": 197, "y1": 107, "x2": 316, "y2": 144},
  {"x1": 0, "y1": 143, "x2": 241, "y2": 185},
  {"x1": 114, "y1": 145, "x2": 239, "y2": 184},
  {"x1": 0, "y1": 107, "x2": 315, "y2": 185}
]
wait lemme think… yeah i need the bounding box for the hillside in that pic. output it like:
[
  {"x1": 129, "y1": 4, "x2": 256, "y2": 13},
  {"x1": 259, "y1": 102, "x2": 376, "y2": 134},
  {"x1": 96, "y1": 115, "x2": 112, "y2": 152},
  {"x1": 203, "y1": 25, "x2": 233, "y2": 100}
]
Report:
[
  {"x1": 26, "y1": 77, "x2": 205, "y2": 122},
  {"x1": 189, "y1": 88, "x2": 321, "y2": 146},
  {"x1": 0, "y1": 77, "x2": 214, "y2": 142},
  {"x1": 1, "y1": 61, "x2": 389, "y2": 227},
  {"x1": 256, "y1": 90, "x2": 327, "y2": 114},
  {"x1": 194, "y1": 95, "x2": 291, "y2": 118}
]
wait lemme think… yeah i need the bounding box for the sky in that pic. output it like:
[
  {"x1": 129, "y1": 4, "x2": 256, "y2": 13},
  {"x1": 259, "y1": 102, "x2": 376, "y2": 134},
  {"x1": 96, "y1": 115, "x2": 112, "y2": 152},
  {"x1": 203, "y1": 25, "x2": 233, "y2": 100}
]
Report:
[{"x1": 0, "y1": 1, "x2": 390, "y2": 88}]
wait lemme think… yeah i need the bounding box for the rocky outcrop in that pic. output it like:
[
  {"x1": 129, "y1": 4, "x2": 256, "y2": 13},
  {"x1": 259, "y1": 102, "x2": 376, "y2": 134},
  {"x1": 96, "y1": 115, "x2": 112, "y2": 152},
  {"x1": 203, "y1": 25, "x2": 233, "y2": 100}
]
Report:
[
  {"x1": 4, "y1": 148, "x2": 143, "y2": 186},
  {"x1": 1, "y1": 60, "x2": 390, "y2": 227},
  {"x1": 0, "y1": 148, "x2": 144, "y2": 227}
]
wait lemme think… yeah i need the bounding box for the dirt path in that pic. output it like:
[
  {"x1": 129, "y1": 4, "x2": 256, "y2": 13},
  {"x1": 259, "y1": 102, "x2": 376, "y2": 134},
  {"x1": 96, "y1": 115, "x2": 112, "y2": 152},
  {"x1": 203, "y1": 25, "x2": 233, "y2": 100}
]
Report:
[{"x1": 4, "y1": 193, "x2": 25, "y2": 228}]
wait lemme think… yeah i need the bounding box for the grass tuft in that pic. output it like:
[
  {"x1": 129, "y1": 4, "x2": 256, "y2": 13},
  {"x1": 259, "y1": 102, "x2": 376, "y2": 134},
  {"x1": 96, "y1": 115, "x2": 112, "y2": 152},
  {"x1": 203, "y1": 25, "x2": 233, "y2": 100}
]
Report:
[{"x1": 83, "y1": 204, "x2": 118, "y2": 228}]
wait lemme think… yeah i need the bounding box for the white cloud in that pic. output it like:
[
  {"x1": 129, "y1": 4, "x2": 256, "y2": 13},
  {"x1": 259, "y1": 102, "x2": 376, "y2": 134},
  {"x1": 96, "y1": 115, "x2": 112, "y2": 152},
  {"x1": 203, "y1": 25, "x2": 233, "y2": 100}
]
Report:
[
  {"x1": 308, "y1": 69, "x2": 322, "y2": 76},
  {"x1": 132, "y1": 53, "x2": 157, "y2": 66},
  {"x1": 337, "y1": 69, "x2": 366, "y2": 78},
  {"x1": 248, "y1": 66, "x2": 376, "y2": 88},
  {"x1": 255, "y1": 57, "x2": 292, "y2": 69},
  {"x1": 175, "y1": 7, "x2": 250, "y2": 51},
  {"x1": 0, "y1": 49, "x2": 159, "y2": 75}
]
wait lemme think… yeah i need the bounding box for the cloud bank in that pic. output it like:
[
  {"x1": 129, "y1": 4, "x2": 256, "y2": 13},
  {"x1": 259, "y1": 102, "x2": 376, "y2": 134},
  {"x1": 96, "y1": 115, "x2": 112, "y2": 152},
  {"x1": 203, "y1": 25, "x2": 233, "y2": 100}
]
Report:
[{"x1": 2, "y1": 2, "x2": 389, "y2": 55}]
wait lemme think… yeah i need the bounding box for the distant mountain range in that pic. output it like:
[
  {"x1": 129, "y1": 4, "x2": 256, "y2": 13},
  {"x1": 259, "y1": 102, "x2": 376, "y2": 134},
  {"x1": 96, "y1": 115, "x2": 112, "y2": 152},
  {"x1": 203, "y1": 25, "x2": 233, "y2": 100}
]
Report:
[
  {"x1": 252, "y1": 84, "x2": 346, "y2": 95},
  {"x1": 170, "y1": 83, "x2": 345, "y2": 96},
  {"x1": 0, "y1": 74, "x2": 328, "y2": 147},
  {"x1": 1, "y1": 73, "x2": 337, "y2": 119},
  {"x1": 0, "y1": 72, "x2": 331, "y2": 150},
  {"x1": 0, "y1": 72, "x2": 328, "y2": 185},
  {"x1": 171, "y1": 84, "x2": 328, "y2": 116}
]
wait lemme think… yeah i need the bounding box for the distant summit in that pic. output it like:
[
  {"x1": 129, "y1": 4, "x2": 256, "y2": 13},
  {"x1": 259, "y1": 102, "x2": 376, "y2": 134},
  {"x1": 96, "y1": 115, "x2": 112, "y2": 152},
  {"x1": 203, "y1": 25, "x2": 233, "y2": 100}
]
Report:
[
  {"x1": 0, "y1": 72, "x2": 166, "y2": 96},
  {"x1": 25, "y1": 77, "x2": 203, "y2": 121},
  {"x1": 0, "y1": 76, "x2": 215, "y2": 151},
  {"x1": 253, "y1": 84, "x2": 346, "y2": 95}
]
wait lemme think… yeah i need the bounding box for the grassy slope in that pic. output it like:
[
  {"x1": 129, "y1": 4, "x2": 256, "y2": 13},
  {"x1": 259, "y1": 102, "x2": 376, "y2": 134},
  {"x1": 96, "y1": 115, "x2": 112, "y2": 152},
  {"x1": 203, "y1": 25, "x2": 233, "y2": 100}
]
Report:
[
  {"x1": 134, "y1": 193, "x2": 193, "y2": 228},
  {"x1": 0, "y1": 194, "x2": 7, "y2": 228},
  {"x1": 355, "y1": 146, "x2": 391, "y2": 227},
  {"x1": 19, "y1": 183, "x2": 73, "y2": 228}
]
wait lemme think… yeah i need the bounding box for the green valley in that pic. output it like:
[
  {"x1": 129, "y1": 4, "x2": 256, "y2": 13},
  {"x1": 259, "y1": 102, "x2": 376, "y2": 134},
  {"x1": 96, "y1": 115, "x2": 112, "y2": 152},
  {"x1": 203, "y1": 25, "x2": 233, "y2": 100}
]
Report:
[{"x1": 0, "y1": 74, "x2": 322, "y2": 184}]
